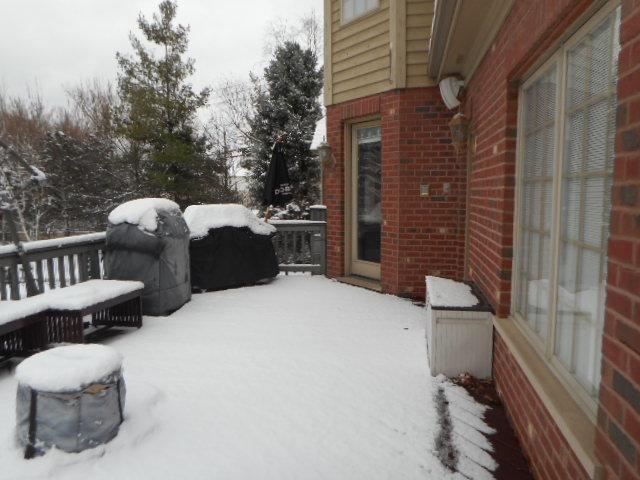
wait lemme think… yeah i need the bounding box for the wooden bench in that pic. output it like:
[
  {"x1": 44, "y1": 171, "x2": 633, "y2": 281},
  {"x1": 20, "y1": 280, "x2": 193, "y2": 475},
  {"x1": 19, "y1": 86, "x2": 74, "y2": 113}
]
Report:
[
  {"x1": 0, "y1": 298, "x2": 49, "y2": 363},
  {"x1": 44, "y1": 279, "x2": 144, "y2": 343},
  {"x1": 1, "y1": 280, "x2": 144, "y2": 365}
]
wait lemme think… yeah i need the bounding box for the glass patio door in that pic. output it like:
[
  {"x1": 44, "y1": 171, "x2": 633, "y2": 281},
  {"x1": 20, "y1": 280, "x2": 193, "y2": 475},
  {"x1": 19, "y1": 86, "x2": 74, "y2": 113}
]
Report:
[{"x1": 350, "y1": 122, "x2": 381, "y2": 280}]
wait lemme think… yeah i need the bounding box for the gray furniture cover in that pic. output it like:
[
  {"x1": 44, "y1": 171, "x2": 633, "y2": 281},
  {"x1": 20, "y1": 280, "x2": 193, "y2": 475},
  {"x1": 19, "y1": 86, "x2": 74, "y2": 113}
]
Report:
[
  {"x1": 104, "y1": 210, "x2": 191, "y2": 315},
  {"x1": 17, "y1": 369, "x2": 125, "y2": 456}
]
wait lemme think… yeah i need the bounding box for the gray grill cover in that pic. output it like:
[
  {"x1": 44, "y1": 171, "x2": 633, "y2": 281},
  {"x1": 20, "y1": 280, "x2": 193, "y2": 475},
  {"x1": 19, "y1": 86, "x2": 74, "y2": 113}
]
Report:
[
  {"x1": 104, "y1": 210, "x2": 191, "y2": 315},
  {"x1": 16, "y1": 370, "x2": 125, "y2": 454}
]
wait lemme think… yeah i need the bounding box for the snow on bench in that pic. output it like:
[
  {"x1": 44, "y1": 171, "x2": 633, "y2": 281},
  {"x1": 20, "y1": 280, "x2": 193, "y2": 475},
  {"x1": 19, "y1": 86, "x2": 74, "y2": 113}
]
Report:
[
  {"x1": 1, "y1": 280, "x2": 144, "y2": 324},
  {"x1": 1, "y1": 280, "x2": 145, "y2": 361},
  {"x1": 0, "y1": 297, "x2": 48, "y2": 327},
  {"x1": 43, "y1": 279, "x2": 144, "y2": 311}
]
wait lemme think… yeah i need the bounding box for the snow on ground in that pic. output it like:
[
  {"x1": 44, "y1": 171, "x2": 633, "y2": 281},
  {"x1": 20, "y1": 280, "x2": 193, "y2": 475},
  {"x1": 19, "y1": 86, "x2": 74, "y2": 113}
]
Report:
[{"x1": 0, "y1": 276, "x2": 491, "y2": 480}]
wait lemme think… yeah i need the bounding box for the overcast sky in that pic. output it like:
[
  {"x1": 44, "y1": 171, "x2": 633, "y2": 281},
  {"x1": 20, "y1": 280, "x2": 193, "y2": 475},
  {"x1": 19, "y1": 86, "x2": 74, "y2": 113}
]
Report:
[{"x1": 0, "y1": 0, "x2": 322, "y2": 111}]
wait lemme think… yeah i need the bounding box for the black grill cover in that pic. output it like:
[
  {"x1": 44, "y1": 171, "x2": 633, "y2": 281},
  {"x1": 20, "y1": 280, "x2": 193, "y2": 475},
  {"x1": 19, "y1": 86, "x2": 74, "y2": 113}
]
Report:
[
  {"x1": 189, "y1": 226, "x2": 279, "y2": 290},
  {"x1": 104, "y1": 210, "x2": 191, "y2": 315}
]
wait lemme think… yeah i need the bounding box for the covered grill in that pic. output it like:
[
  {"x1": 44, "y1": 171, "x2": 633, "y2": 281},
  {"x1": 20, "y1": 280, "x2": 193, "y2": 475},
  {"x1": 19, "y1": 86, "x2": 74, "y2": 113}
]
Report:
[
  {"x1": 104, "y1": 198, "x2": 191, "y2": 316},
  {"x1": 184, "y1": 204, "x2": 279, "y2": 291}
]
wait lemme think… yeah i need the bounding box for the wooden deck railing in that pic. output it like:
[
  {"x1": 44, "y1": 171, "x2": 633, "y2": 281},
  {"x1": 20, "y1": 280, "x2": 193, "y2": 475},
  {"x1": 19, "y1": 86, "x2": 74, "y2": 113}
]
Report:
[
  {"x1": 0, "y1": 233, "x2": 107, "y2": 300},
  {"x1": 270, "y1": 220, "x2": 327, "y2": 275},
  {"x1": 0, "y1": 206, "x2": 327, "y2": 300}
]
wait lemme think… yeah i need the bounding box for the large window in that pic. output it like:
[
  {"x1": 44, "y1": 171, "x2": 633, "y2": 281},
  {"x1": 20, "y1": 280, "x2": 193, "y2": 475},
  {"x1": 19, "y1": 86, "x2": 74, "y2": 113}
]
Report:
[
  {"x1": 514, "y1": 4, "x2": 620, "y2": 411},
  {"x1": 342, "y1": 0, "x2": 379, "y2": 23}
]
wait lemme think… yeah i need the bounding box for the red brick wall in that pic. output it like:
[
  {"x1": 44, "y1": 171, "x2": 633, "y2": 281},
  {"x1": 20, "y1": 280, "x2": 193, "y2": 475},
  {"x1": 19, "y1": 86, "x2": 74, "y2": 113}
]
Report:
[
  {"x1": 493, "y1": 333, "x2": 590, "y2": 479},
  {"x1": 324, "y1": 88, "x2": 466, "y2": 298},
  {"x1": 595, "y1": 0, "x2": 640, "y2": 478},
  {"x1": 462, "y1": 0, "x2": 639, "y2": 478},
  {"x1": 462, "y1": 0, "x2": 595, "y2": 317}
]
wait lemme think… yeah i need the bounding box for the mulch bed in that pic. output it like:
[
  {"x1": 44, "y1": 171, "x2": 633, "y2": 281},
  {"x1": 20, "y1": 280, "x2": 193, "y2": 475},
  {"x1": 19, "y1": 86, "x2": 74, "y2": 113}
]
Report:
[{"x1": 452, "y1": 373, "x2": 534, "y2": 480}]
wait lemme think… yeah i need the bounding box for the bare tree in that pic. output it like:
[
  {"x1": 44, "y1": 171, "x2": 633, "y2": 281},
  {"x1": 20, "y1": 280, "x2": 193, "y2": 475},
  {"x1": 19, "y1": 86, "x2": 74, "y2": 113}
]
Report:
[
  {"x1": 0, "y1": 90, "x2": 54, "y2": 240},
  {"x1": 212, "y1": 78, "x2": 255, "y2": 142},
  {"x1": 263, "y1": 12, "x2": 322, "y2": 61}
]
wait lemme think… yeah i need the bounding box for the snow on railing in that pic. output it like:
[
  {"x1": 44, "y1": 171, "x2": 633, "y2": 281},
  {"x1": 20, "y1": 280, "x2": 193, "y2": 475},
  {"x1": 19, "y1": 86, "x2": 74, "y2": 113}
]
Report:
[{"x1": 0, "y1": 233, "x2": 107, "y2": 300}]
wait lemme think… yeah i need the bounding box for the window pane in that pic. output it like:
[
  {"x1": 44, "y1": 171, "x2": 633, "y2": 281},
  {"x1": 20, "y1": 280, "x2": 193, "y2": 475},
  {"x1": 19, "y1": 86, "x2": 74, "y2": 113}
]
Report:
[
  {"x1": 515, "y1": 63, "x2": 557, "y2": 341},
  {"x1": 343, "y1": 0, "x2": 378, "y2": 22},
  {"x1": 554, "y1": 7, "x2": 620, "y2": 398},
  {"x1": 356, "y1": 126, "x2": 381, "y2": 263}
]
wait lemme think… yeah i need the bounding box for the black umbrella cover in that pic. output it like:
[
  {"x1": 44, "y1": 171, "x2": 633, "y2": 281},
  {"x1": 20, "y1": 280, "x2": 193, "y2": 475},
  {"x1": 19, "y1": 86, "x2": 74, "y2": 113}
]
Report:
[{"x1": 263, "y1": 142, "x2": 293, "y2": 207}]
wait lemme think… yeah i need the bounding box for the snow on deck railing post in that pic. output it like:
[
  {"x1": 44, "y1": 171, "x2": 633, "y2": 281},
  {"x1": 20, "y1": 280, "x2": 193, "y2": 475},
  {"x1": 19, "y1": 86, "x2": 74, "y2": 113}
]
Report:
[{"x1": 309, "y1": 205, "x2": 327, "y2": 222}]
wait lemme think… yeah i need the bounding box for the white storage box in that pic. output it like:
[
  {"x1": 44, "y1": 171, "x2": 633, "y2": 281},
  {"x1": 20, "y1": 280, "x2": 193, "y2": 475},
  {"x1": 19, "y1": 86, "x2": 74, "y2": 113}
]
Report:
[{"x1": 425, "y1": 277, "x2": 494, "y2": 379}]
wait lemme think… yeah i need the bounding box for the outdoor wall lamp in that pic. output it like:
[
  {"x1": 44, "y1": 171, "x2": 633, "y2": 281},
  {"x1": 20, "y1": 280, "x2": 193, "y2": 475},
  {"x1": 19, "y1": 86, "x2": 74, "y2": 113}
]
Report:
[
  {"x1": 449, "y1": 113, "x2": 470, "y2": 151},
  {"x1": 317, "y1": 141, "x2": 335, "y2": 169}
]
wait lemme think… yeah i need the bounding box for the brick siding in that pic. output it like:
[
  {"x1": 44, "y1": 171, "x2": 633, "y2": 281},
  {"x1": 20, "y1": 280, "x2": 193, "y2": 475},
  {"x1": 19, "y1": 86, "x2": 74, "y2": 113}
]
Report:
[
  {"x1": 462, "y1": 0, "x2": 596, "y2": 317},
  {"x1": 324, "y1": 87, "x2": 466, "y2": 298},
  {"x1": 493, "y1": 332, "x2": 591, "y2": 479},
  {"x1": 595, "y1": 0, "x2": 640, "y2": 478}
]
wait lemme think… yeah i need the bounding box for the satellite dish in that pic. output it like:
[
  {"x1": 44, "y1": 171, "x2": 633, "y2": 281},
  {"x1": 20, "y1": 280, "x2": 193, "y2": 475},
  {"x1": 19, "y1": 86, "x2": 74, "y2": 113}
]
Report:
[{"x1": 439, "y1": 77, "x2": 464, "y2": 110}]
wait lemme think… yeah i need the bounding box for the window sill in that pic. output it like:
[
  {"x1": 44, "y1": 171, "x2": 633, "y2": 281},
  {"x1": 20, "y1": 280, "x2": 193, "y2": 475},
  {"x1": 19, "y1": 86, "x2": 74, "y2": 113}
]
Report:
[{"x1": 493, "y1": 317, "x2": 603, "y2": 479}]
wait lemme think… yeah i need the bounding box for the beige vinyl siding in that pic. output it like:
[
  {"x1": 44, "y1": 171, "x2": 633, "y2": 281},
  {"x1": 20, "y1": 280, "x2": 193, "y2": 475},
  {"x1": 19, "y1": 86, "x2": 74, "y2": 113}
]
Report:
[
  {"x1": 405, "y1": 0, "x2": 433, "y2": 88},
  {"x1": 330, "y1": 0, "x2": 391, "y2": 104},
  {"x1": 324, "y1": 0, "x2": 435, "y2": 105}
]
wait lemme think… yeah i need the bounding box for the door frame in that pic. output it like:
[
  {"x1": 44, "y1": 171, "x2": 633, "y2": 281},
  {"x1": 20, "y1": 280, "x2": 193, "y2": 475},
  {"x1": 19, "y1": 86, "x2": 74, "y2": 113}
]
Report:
[{"x1": 344, "y1": 117, "x2": 382, "y2": 280}]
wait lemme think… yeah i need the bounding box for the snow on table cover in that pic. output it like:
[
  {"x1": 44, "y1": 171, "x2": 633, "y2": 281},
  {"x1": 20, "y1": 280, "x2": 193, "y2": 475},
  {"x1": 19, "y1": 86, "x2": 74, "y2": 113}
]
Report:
[
  {"x1": 15, "y1": 344, "x2": 123, "y2": 392},
  {"x1": 183, "y1": 203, "x2": 276, "y2": 238},
  {"x1": 108, "y1": 198, "x2": 181, "y2": 232},
  {"x1": 426, "y1": 276, "x2": 479, "y2": 308}
]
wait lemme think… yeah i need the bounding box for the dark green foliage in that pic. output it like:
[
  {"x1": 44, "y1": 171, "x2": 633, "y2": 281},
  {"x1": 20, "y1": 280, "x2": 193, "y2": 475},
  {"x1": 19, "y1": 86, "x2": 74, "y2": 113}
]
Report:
[
  {"x1": 245, "y1": 41, "x2": 323, "y2": 211},
  {"x1": 116, "y1": 0, "x2": 219, "y2": 208}
]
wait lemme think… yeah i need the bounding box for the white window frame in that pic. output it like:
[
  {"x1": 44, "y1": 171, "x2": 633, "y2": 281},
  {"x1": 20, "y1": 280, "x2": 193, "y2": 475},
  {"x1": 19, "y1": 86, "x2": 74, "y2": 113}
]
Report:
[
  {"x1": 341, "y1": 0, "x2": 380, "y2": 25},
  {"x1": 511, "y1": 1, "x2": 620, "y2": 419}
]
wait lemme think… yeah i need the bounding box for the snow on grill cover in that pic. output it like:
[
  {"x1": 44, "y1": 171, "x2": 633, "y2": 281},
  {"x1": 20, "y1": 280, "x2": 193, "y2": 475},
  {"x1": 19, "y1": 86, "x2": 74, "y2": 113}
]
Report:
[
  {"x1": 184, "y1": 204, "x2": 279, "y2": 290},
  {"x1": 105, "y1": 198, "x2": 191, "y2": 315},
  {"x1": 15, "y1": 345, "x2": 125, "y2": 456}
]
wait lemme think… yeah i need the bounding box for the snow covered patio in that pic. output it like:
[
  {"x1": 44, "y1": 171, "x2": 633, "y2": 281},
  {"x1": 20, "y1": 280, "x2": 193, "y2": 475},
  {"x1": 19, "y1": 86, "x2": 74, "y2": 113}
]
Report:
[{"x1": 0, "y1": 275, "x2": 495, "y2": 480}]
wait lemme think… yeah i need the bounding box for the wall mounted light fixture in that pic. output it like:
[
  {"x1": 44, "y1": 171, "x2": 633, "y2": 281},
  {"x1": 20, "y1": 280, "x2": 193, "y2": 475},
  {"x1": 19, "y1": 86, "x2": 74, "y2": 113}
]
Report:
[
  {"x1": 317, "y1": 141, "x2": 335, "y2": 169},
  {"x1": 449, "y1": 113, "x2": 470, "y2": 151}
]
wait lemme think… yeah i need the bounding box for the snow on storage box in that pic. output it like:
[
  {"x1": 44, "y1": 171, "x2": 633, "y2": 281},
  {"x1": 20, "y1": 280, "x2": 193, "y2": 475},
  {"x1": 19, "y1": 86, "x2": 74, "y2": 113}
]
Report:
[
  {"x1": 425, "y1": 276, "x2": 494, "y2": 379},
  {"x1": 105, "y1": 198, "x2": 191, "y2": 316},
  {"x1": 15, "y1": 344, "x2": 125, "y2": 457},
  {"x1": 184, "y1": 204, "x2": 279, "y2": 290}
]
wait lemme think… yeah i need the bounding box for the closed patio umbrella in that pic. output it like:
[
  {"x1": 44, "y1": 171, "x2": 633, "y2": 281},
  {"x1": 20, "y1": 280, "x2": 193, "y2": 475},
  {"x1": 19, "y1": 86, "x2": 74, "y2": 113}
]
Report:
[{"x1": 263, "y1": 140, "x2": 293, "y2": 207}]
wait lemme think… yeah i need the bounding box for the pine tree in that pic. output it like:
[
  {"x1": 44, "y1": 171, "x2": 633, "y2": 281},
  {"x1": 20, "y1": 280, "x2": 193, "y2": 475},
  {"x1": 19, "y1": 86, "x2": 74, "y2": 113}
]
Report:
[
  {"x1": 115, "y1": 0, "x2": 216, "y2": 207},
  {"x1": 245, "y1": 41, "x2": 323, "y2": 212}
]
